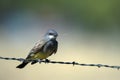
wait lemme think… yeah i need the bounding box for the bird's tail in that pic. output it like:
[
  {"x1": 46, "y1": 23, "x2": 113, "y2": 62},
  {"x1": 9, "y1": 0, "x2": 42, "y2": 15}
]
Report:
[{"x1": 16, "y1": 61, "x2": 29, "y2": 69}]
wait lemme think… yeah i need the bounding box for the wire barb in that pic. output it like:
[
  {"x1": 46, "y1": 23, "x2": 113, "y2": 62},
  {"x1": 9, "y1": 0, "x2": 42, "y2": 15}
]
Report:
[{"x1": 0, "y1": 56, "x2": 120, "y2": 70}]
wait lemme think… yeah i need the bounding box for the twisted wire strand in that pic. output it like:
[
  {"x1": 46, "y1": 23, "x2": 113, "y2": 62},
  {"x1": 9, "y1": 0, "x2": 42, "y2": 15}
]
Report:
[{"x1": 0, "y1": 56, "x2": 120, "y2": 70}]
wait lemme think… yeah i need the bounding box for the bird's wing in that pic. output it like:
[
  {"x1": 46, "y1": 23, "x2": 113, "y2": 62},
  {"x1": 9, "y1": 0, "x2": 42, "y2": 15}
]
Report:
[
  {"x1": 53, "y1": 40, "x2": 58, "y2": 54},
  {"x1": 26, "y1": 39, "x2": 47, "y2": 59},
  {"x1": 43, "y1": 40, "x2": 58, "y2": 56}
]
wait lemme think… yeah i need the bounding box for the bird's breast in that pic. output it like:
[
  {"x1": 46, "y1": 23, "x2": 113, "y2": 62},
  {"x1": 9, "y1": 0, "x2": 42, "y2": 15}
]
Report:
[{"x1": 32, "y1": 52, "x2": 51, "y2": 59}]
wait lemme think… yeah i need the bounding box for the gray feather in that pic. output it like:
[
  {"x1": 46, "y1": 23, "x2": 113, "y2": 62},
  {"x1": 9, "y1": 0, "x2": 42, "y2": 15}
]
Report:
[{"x1": 43, "y1": 40, "x2": 58, "y2": 55}]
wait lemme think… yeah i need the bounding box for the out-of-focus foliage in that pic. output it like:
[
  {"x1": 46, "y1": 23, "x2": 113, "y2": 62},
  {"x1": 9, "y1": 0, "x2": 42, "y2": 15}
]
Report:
[{"x1": 0, "y1": 0, "x2": 120, "y2": 31}]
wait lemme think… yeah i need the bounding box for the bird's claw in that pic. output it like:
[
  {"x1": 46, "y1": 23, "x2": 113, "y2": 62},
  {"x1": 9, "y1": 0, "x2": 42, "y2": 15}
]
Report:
[{"x1": 45, "y1": 59, "x2": 50, "y2": 63}]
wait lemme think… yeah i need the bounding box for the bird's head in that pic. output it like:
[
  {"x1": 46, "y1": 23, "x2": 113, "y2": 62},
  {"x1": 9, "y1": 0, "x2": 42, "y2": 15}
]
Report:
[{"x1": 45, "y1": 29, "x2": 58, "y2": 40}]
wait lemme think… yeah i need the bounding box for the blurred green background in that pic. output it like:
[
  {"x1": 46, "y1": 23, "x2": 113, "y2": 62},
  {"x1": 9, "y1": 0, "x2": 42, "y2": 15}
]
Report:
[{"x1": 0, "y1": 0, "x2": 120, "y2": 80}]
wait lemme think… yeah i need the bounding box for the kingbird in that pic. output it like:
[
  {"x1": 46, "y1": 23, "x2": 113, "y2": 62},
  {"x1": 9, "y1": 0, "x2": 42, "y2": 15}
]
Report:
[{"x1": 16, "y1": 29, "x2": 58, "y2": 69}]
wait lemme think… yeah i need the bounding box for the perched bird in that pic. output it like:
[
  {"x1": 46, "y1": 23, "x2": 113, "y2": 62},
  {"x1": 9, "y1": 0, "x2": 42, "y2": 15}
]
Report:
[{"x1": 16, "y1": 29, "x2": 58, "y2": 69}]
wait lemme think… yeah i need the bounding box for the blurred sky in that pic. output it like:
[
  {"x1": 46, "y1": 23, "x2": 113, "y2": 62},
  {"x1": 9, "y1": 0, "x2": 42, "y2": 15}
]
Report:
[{"x1": 0, "y1": 0, "x2": 120, "y2": 80}]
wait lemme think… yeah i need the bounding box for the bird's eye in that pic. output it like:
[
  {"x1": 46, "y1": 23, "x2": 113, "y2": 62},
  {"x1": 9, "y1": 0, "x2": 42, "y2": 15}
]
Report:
[{"x1": 49, "y1": 33, "x2": 53, "y2": 35}]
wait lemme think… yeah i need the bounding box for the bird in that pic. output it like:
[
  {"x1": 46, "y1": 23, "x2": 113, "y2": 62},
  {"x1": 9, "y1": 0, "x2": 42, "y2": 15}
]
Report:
[{"x1": 16, "y1": 29, "x2": 58, "y2": 69}]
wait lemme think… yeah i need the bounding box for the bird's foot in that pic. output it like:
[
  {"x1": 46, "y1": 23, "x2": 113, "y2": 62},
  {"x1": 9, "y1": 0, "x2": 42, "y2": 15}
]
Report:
[{"x1": 45, "y1": 59, "x2": 50, "y2": 63}]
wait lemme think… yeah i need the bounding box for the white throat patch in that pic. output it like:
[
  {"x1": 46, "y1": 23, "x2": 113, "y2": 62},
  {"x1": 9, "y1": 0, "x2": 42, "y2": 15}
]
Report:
[{"x1": 48, "y1": 35, "x2": 54, "y2": 39}]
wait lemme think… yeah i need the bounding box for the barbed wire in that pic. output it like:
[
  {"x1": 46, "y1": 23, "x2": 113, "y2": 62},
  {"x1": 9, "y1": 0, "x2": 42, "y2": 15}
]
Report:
[{"x1": 0, "y1": 56, "x2": 120, "y2": 70}]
